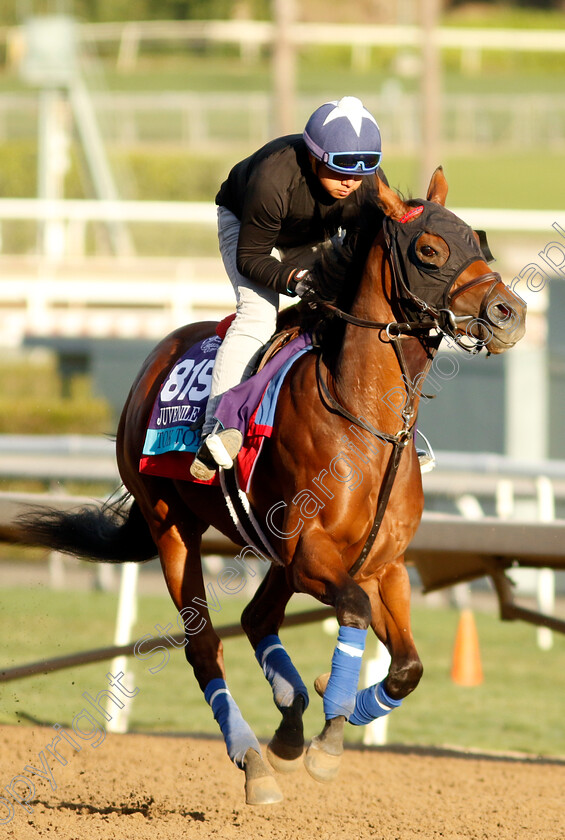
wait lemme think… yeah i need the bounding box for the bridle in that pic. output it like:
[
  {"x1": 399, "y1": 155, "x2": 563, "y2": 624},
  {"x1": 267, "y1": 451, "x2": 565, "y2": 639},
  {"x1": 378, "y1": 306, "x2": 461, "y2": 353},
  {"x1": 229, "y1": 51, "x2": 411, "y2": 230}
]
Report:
[
  {"x1": 443, "y1": 271, "x2": 503, "y2": 350},
  {"x1": 317, "y1": 265, "x2": 502, "y2": 354},
  {"x1": 314, "y1": 215, "x2": 501, "y2": 578}
]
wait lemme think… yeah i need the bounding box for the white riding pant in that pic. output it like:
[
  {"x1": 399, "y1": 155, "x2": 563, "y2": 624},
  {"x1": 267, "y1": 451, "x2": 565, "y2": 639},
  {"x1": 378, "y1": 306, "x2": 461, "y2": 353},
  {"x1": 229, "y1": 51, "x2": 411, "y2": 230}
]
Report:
[{"x1": 203, "y1": 206, "x2": 279, "y2": 435}]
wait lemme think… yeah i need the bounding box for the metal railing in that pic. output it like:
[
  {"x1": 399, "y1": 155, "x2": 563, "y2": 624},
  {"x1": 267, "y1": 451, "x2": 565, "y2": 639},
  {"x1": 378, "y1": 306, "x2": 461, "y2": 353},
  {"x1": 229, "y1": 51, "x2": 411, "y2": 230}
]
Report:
[
  {"x1": 4, "y1": 19, "x2": 565, "y2": 58},
  {"x1": 0, "y1": 199, "x2": 556, "y2": 343},
  {"x1": 1, "y1": 436, "x2": 565, "y2": 652},
  {"x1": 1, "y1": 90, "x2": 564, "y2": 152},
  {"x1": 1, "y1": 433, "x2": 564, "y2": 514},
  {"x1": 38, "y1": 20, "x2": 565, "y2": 70}
]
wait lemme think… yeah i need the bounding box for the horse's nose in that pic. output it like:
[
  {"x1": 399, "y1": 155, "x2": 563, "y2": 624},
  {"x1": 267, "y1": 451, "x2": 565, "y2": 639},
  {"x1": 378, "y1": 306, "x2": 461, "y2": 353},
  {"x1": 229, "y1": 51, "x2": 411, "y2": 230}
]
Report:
[
  {"x1": 489, "y1": 301, "x2": 514, "y2": 326},
  {"x1": 486, "y1": 290, "x2": 526, "y2": 341}
]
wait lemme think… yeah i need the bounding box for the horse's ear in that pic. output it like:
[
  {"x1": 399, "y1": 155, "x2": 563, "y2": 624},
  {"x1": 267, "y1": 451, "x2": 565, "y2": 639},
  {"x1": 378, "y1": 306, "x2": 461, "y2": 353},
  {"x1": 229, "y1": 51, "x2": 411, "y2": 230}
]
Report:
[
  {"x1": 426, "y1": 166, "x2": 448, "y2": 205},
  {"x1": 374, "y1": 175, "x2": 409, "y2": 221}
]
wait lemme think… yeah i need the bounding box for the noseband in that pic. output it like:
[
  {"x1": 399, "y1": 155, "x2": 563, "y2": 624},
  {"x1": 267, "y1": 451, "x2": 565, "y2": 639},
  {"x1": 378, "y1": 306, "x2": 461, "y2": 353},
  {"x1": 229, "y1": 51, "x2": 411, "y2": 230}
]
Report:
[
  {"x1": 319, "y1": 259, "x2": 500, "y2": 353},
  {"x1": 440, "y1": 270, "x2": 502, "y2": 352}
]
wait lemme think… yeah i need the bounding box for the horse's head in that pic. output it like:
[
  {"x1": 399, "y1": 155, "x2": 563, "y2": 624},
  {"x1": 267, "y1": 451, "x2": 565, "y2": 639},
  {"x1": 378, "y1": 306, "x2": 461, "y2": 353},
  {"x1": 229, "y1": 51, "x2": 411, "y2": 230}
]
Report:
[{"x1": 375, "y1": 167, "x2": 526, "y2": 354}]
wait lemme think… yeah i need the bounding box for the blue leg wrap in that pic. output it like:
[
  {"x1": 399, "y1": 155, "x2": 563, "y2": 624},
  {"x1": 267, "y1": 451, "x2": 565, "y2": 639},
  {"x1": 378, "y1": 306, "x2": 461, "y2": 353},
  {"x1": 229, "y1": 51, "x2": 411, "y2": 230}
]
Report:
[
  {"x1": 323, "y1": 626, "x2": 367, "y2": 720},
  {"x1": 204, "y1": 678, "x2": 261, "y2": 768},
  {"x1": 255, "y1": 635, "x2": 309, "y2": 711},
  {"x1": 349, "y1": 680, "x2": 403, "y2": 726}
]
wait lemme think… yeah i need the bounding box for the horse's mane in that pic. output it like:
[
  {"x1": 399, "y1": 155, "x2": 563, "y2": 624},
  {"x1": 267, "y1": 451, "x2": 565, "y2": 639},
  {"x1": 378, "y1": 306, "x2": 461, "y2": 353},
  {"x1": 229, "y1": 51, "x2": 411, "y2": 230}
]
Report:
[
  {"x1": 277, "y1": 198, "x2": 385, "y2": 356},
  {"x1": 276, "y1": 223, "x2": 375, "y2": 358},
  {"x1": 277, "y1": 190, "x2": 421, "y2": 361}
]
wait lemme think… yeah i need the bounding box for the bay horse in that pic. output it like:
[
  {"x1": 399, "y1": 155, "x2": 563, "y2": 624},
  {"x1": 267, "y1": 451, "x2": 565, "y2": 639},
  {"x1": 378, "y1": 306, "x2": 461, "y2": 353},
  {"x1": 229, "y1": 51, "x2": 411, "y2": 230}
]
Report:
[{"x1": 18, "y1": 169, "x2": 526, "y2": 805}]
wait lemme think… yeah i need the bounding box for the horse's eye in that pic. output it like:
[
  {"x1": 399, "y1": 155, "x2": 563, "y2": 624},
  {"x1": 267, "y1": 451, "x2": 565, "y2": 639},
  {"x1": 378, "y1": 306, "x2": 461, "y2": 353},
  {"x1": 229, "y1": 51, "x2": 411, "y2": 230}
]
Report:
[{"x1": 420, "y1": 245, "x2": 436, "y2": 258}]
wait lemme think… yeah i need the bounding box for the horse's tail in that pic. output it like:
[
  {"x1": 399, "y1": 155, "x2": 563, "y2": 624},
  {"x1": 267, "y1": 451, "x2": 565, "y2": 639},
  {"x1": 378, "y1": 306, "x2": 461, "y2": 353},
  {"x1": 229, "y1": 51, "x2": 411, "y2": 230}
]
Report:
[{"x1": 15, "y1": 492, "x2": 157, "y2": 564}]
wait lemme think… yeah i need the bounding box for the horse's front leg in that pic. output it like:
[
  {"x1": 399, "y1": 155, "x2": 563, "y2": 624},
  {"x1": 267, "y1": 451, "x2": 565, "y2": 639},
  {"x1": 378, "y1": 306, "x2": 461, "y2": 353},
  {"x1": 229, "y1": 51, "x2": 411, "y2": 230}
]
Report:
[
  {"x1": 241, "y1": 564, "x2": 308, "y2": 773},
  {"x1": 292, "y1": 534, "x2": 373, "y2": 783},
  {"x1": 345, "y1": 558, "x2": 423, "y2": 728}
]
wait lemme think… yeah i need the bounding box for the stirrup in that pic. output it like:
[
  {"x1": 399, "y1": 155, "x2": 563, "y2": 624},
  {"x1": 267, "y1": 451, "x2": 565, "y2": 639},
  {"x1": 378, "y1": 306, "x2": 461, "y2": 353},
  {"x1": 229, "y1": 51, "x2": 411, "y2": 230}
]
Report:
[
  {"x1": 417, "y1": 449, "x2": 436, "y2": 474},
  {"x1": 189, "y1": 427, "x2": 243, "y2": 482},
  {"x1": 207, "y1": 428, "x2": 243, "y2": 469},
  {"x1": 190, "y1": 435, "x2": 217, "y2": 482},
  {"x1": 416, "y1": 430, "x2": 436, "y2": 474}
]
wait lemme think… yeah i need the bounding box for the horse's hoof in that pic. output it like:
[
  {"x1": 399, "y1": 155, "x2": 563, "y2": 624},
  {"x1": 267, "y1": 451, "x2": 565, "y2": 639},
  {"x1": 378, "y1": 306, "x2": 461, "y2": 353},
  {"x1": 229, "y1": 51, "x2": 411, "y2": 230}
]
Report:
[
  {"x1": 303, "y1": 738, "x2": 342, "y2": 783},
  {"x1": 266, "y1": 736, "x2": 303, "y2": 774},
  {"x1": 314, "y1": 672, "x2": 330, "y2": 698},
  {"x1": 266, "y1": 695, "x2": 305, "y2": 773},
  {"x1": 244, "y1": 748, "x2": 284, "y2": 805},
  {"x1": 245, "y1": 774, "x2": 284, "y2": 805}
]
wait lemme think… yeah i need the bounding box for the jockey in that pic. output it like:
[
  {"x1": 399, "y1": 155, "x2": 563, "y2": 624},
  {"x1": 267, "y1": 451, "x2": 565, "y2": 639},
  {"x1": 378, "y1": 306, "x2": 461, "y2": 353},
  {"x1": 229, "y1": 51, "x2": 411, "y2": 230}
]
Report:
[{"x1": 190, "y1": 95, "x2": 385, "y2": 481}]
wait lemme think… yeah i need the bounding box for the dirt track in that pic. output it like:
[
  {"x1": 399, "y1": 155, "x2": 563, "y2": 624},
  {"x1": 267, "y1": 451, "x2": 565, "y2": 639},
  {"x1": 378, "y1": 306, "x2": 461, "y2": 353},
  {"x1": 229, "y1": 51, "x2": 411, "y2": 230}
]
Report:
[{"x1": 1, "y1": 724, "x2": 565, "y2": 840}]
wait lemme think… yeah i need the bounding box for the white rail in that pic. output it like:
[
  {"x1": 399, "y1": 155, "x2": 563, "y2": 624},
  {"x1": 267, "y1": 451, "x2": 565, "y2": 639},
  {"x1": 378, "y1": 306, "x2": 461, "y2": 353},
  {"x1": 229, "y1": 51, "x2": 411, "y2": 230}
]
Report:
[
  {"x1": 0, "y1": 198, "x2": 559, "y2": 233},
  {"x1": 1, "y1": 91, "x2": 563, "y2": 152},
  {"x1": 0, "y1": 200, "x2": 559, "y2": 342},
  {"x1": 4, "y1": 20, "x2": 564, "y2": 51},
  {"x1": 70, "y1": 20, "x2": 565, "y2": 54},
  {"x1": 1, "y1": 435, "x2": 565, "y2": 500},
  {"x1": 1, "y1": 438, "x2": 564, "y2": 665},
  {"x1": 0, "y1": 199, "x2": 217, "y2": 224}
]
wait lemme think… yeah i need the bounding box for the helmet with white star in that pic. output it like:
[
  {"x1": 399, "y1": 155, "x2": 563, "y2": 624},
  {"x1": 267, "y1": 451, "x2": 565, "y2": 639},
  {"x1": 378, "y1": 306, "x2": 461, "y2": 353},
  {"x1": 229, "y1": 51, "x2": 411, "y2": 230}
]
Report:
[{"x1": 303, "y1": 96, "x2": 382, "y2": 176}]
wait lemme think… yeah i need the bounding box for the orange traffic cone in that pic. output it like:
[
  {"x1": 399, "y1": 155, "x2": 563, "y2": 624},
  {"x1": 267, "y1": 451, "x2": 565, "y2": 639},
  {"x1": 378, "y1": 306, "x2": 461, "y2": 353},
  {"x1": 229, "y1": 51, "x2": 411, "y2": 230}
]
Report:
[{"x1": 450, "y1": 608, "x2": 483, "y2": 686}]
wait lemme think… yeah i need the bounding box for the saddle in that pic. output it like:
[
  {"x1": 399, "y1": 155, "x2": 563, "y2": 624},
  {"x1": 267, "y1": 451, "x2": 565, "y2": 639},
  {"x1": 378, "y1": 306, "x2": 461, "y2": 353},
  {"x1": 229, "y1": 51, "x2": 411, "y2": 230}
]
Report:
[
  {"x1": 256, "y1": 325, "x2": 303, "y2": 373},
  {"x1": 139, "y1": 319, "x2": 313, "y2": 488},
  {"x1": 215, "y1": 310, "x2": 305, "y2": 376}
]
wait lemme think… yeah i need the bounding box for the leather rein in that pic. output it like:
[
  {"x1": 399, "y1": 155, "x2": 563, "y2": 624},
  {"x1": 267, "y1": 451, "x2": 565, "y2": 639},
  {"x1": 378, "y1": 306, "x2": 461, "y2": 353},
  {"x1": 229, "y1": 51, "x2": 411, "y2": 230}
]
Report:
[{"x1": 315, "y1": 243, "x2": 499, "y2": 579}]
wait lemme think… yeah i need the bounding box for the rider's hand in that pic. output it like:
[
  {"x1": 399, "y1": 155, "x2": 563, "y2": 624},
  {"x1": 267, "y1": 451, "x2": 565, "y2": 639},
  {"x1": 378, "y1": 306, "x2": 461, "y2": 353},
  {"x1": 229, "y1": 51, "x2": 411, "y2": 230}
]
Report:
[{"x1": 288, "y1": 270, "x2": 318, "y2": 305}]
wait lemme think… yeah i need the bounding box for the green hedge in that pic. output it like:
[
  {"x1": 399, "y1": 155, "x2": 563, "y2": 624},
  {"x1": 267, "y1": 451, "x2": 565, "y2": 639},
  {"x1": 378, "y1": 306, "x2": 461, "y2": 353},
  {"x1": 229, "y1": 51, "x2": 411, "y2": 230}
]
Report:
[
  {"x1": 0, "y1": 141, "x2": 37, "y2": 197},
  {"x1": 0, "y1": 353, "x2": 112, "y2": 434},
  {"x1": 0, "y1": 141, "x2": 234, "y2": 202},
  {"x1": 123, "y1": 146, "x2": 238, "y2": 201},
  {"x1": 0, "y1": 397, "x2": 112, "y2": 434},
  {"x1": 0, "y1": 142, "x2": 234, "y2": 253}
]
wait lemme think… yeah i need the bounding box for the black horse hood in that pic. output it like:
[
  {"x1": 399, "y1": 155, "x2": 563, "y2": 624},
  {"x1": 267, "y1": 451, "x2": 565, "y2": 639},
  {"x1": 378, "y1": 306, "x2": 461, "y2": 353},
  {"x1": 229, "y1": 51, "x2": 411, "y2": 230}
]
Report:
[{"x1": 383, "y1": 201, "x2": 488, "y2": 318}]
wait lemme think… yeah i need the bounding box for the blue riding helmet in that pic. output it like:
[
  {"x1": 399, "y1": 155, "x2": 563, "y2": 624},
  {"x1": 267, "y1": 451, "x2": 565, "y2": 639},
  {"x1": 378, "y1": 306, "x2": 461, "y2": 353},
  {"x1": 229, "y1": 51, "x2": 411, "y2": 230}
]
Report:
[{"x1": 303, "y1": 96, "x2": 382, "y2": 176}]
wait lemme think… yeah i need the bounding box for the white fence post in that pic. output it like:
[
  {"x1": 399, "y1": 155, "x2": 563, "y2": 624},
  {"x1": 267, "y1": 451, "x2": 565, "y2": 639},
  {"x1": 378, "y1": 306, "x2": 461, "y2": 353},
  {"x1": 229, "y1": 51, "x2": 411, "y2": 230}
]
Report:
[
  {"x1": 536, "y1": 476, "x2": 555, "y2": 652},
  {"x1": 106, "y1": 562, "x2": 139, "y2": 733},
  {"x1": 362, "y1": 641, "x2": 392, "y2": 747}
]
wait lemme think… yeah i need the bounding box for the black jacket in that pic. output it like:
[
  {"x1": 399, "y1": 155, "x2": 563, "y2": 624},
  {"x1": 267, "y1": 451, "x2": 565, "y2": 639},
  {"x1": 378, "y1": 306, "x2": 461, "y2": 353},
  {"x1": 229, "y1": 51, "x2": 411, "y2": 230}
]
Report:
[{"x1": 216, "y1": 135, "x2": 385, "y2": 295}]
